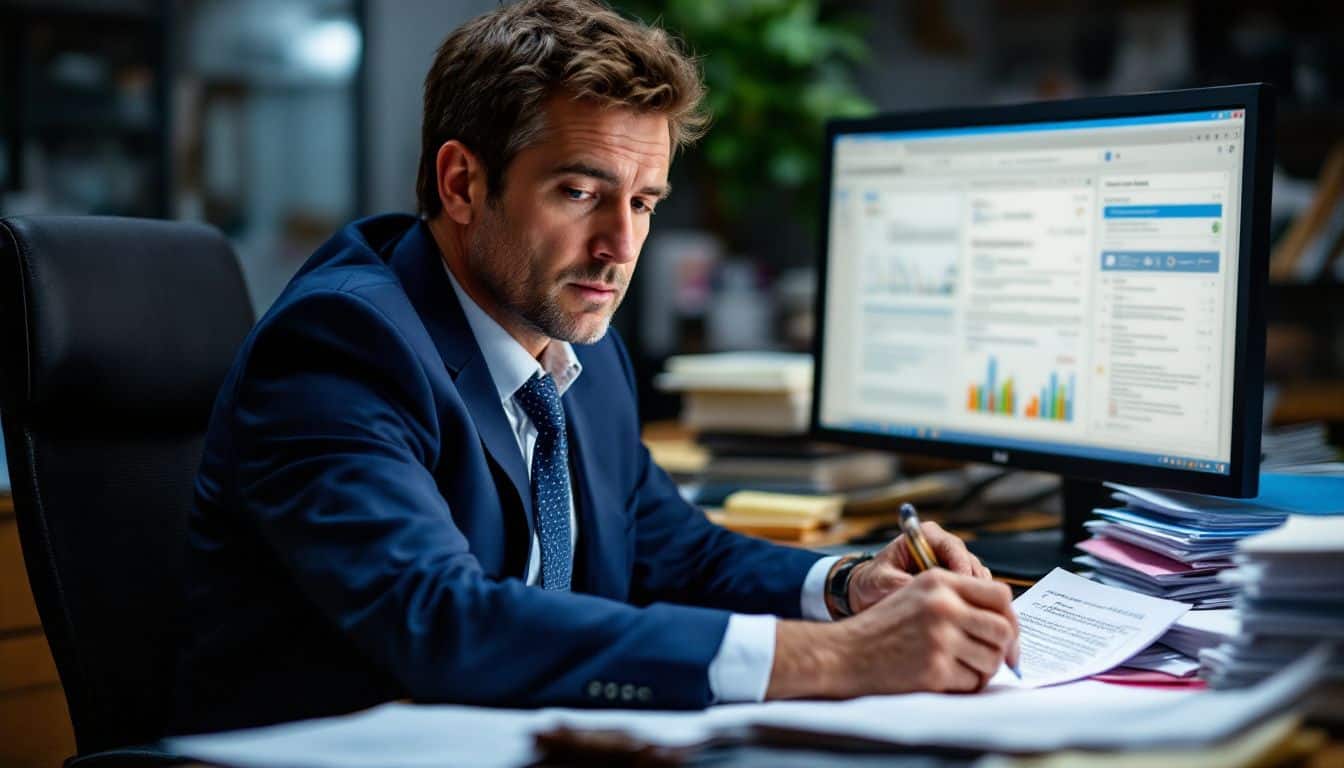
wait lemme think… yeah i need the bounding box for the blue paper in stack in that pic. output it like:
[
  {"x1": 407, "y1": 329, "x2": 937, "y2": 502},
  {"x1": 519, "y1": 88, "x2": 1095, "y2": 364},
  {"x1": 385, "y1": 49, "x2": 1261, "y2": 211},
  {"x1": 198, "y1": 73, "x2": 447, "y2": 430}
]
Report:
[{"x1": 1077, "y1": 482, "x2": 1291, "y2": 609}]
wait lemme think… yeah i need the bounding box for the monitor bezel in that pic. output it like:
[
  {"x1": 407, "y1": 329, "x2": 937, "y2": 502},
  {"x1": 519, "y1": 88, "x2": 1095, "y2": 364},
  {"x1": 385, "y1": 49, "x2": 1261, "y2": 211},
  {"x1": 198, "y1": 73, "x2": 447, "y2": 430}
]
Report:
[{"x1": 809, "y1": 84, "x2": 1273, "y2": 498}]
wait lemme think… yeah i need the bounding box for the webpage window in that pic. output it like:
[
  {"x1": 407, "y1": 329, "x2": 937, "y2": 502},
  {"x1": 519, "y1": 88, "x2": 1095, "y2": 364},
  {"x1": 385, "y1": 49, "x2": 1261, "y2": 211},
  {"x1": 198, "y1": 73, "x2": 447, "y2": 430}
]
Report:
[{"x1": 821, "y1": 110, "x2": 1246, "y2": 474}]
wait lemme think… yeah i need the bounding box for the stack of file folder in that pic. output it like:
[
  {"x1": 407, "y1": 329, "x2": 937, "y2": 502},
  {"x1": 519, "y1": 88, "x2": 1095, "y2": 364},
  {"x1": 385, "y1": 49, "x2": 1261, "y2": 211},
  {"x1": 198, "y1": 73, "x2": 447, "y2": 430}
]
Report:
[
  {"x1": 1075, "y1": 484, "x2": 1289, "y2": 609},
  {"x1": 1201, "y1": 515, "x2": 1344, "y2": 689}
]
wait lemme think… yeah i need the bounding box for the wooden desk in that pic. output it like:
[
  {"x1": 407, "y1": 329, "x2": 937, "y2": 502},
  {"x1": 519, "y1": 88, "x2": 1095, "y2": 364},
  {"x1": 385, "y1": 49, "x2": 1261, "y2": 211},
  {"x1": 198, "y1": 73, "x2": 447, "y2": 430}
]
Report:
[{"x1": 0, "y1": 495, "x2": 77, "y2": 768}]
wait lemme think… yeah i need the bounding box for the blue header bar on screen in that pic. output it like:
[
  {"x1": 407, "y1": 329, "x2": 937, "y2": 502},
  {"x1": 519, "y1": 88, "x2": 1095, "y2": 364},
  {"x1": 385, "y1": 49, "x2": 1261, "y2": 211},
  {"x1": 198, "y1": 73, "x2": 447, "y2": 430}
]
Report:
[
  {"x1": 838, "y1": 110, "x2": 1240, "y2": 143},
  {"x1": 1104, "y1": 204, "x2": 1224, "y2": 218}
]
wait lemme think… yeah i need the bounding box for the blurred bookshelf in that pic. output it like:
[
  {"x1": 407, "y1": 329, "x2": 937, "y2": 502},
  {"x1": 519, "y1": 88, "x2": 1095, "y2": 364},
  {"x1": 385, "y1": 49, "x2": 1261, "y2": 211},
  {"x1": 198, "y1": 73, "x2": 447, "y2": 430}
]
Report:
[
  {"x1": 1, "y1": 0, "x2": 171, "y2": 217},
  {"x1": 1, "y1": 0, "x2": 364, "y2": 314}
]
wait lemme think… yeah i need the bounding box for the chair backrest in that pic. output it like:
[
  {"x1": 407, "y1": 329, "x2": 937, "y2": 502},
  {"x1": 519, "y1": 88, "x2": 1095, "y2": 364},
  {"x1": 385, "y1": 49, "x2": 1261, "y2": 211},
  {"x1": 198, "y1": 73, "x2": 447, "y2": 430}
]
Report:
[{"x1": 0, "y1": 216, "x2": 254, "y2": 754}]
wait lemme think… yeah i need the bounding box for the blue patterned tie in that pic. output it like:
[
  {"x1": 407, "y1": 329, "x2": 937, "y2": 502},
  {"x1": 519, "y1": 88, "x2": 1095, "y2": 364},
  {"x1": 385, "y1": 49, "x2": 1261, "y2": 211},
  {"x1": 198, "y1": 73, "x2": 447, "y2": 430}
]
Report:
[{"x1": 513, "y1": 372, "x2": 572, "y2": 591}]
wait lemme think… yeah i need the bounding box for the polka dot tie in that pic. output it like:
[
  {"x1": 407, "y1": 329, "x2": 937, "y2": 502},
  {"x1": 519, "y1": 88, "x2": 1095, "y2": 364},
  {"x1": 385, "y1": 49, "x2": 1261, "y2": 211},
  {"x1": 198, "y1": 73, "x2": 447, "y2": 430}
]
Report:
[{"x1": 514, "y1": 372, "x2": 572, "y2": 591}]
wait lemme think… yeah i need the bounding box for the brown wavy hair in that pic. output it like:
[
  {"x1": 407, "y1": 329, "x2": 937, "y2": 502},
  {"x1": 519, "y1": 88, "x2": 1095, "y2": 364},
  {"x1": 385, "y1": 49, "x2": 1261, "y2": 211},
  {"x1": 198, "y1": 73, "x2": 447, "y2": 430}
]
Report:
[{"x1": 416, "y1": 0, "x2": 707, "y2": 218}]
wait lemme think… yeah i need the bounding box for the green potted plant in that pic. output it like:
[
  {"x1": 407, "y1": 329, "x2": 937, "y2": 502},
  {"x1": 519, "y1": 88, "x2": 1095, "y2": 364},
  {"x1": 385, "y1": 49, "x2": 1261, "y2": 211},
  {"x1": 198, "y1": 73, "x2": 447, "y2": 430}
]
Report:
[{"x1": 620, "y1": 0, "x2": 875, "y2": 245}]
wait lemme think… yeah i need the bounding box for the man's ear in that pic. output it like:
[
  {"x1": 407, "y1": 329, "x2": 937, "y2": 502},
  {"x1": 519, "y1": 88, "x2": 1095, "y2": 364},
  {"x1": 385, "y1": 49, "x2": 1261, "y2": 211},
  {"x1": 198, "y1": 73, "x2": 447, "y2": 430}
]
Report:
[{"x1": 435, "y1": 140, "x2": 484, "y2": 226}]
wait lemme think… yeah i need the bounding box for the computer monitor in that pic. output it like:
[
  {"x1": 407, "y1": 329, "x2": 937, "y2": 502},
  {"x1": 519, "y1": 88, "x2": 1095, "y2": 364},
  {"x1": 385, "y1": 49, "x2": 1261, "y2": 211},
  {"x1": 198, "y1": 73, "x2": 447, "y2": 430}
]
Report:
[{"x1": 811, "y1": 84, "x2": 1274, "y2": 571}]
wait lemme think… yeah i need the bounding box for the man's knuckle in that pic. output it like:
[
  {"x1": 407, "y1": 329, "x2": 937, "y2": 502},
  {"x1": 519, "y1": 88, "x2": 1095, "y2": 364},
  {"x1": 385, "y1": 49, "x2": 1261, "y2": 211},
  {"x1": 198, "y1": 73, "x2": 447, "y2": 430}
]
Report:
[
  {"x1": 924, "y1": 568, "x2": 951, "y2": 586},
  {"x1": 990, "y1": 615, "x2": 1012, "y2": 646},
  {"x1": 924, "y1": 654, "x2": 950, "y2": 687},
  {"x1": 923, "y1": 591, "x2": 957, "y2": 619}
]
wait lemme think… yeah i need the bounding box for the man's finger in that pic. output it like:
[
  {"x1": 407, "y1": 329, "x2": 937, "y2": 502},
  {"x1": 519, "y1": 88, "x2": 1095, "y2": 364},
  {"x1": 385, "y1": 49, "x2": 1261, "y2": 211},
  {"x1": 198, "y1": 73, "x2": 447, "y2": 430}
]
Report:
[
  {"x1": 953, "y1": 625, "x2": 1004, "y2": 682},
  {"x1": 947, "y1": 574, "x2": 1019, "y2": 641},
  {"x1": 922, "y1": 522, "x2": 977, "y2": 574},
  {"x1": 959, "y1": 606, "x2": 1014, "y2": 659},
  {"x1": 950, "y1": 658, "x2": 987, "y2": 692}
]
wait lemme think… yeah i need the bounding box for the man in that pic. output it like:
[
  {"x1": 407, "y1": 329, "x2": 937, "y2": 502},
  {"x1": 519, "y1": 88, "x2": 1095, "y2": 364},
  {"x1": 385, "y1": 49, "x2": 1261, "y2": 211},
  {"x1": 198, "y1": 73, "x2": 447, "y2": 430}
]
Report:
[{"x1": 175, "y1": 0, "x2": 1020, "y2": 734}]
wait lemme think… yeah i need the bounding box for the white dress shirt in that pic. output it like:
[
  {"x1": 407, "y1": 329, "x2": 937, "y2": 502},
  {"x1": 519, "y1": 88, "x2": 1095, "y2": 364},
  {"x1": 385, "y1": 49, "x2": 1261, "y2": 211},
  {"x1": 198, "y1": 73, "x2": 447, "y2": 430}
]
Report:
[{"x1": 444, "y1": 265, "x2": 839, "y2": 702}]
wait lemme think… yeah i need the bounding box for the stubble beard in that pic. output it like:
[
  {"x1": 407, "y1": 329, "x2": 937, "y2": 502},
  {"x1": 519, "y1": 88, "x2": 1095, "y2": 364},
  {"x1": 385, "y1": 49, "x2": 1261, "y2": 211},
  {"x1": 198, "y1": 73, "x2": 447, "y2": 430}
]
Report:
[{"x1": 467, "y1": 202, "x2": 627, "y2": 345}]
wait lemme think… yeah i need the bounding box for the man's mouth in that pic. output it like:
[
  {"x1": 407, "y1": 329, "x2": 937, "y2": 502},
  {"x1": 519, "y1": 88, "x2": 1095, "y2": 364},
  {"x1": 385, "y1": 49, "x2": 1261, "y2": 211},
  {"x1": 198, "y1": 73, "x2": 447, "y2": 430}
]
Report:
[{"x1": 568, "y1": 280, "x2": 619, "y2": 302}]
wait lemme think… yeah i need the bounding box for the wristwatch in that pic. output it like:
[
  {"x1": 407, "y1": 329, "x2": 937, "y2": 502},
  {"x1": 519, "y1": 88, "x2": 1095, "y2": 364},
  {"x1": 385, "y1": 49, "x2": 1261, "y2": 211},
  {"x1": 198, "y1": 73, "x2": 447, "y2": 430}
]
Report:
[{"x1": 826, "y1": 552, "x2": 874, "y2": 618}]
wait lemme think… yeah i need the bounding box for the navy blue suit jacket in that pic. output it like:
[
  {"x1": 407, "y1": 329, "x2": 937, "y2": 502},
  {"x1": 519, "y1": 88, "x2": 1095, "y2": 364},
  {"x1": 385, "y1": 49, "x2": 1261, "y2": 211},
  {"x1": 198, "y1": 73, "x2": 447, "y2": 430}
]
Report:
[{"x1": 174, "y1": 215, "x2": 823, "y2": 734}]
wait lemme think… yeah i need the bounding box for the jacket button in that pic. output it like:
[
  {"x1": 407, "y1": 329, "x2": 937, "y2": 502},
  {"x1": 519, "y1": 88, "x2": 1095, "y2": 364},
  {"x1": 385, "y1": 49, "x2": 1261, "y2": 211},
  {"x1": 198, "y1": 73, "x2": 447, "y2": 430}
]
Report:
[
  {"x1": 604, "y1": 682, "x2": 619, "y2": 700},
  {"x1": 637, "y1": 686, "x2": 652, "y2": 702},
  {"x1": 620, "y1": 684, "x2": 635, "y2": 702},
  {"x1": 587, "y1": 681, "x2": 602, "y2": 698}
]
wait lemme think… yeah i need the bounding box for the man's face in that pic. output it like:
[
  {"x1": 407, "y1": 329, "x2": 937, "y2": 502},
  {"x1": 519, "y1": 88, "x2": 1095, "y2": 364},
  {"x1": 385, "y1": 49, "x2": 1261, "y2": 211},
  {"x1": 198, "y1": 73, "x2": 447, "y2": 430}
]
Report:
[{"x1": 465, "y1": 96, "x2": 670, "y2": 345}]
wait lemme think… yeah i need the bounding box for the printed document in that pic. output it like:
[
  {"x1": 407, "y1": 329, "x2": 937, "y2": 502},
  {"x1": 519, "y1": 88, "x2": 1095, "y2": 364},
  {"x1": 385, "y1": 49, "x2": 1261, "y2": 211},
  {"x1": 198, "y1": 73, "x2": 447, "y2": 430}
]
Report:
[{"x1": 991, "y1": 568, "x2": 1190, "y2": 688}]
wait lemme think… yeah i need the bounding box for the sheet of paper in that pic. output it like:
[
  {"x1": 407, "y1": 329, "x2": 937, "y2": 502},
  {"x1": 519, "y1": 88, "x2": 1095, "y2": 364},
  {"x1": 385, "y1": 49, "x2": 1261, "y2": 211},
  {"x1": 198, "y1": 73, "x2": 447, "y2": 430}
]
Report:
[
  {"x1": 1091, "y1": 668, "x2": 1206, "y2": 687},
  {"x1": 989, "y1": 568, "x2": 1190, "y2": 688},
  {"x1": 1119, "y1": 645, "x2": 1200, "y2": 677},
  {"x1": 1240, "y1": 514, "x2": 1344, "y2": 554},
  {"x1": 1169, "y1": 607, "x2": 1240, "y2": 638}
]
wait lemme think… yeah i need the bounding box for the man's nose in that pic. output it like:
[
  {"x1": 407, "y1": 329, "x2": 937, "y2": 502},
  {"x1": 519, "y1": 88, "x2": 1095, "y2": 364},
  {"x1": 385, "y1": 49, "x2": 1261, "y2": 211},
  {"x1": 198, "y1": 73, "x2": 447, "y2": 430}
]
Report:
[{"x1": 591, "y1": 202, "x2": 638, "y2": 264}]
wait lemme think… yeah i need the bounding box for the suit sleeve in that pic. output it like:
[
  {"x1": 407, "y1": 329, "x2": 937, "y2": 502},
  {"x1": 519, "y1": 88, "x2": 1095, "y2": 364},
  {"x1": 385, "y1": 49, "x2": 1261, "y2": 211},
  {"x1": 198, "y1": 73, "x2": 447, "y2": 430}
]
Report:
[
  {"x1": 606, "y1": 333, "x2": 825, "y2": 618},
  {"x1": 231, "y1": 287, "x2": 730, "y2": 709}
]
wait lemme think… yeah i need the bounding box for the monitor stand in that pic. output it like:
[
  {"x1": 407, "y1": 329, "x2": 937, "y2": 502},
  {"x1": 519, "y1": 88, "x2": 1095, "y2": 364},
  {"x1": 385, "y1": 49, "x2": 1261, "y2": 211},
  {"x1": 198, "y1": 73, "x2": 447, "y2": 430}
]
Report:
[{"x1": 966, "y1": 476, "x2": 1118, "y2": 580}]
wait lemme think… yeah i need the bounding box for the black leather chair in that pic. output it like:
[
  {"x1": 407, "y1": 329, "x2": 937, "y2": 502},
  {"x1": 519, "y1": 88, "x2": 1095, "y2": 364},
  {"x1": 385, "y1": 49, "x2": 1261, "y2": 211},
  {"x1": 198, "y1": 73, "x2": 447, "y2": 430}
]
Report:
[{"x1": 0, "y1": 216, "x2": 254, "y2": 764}]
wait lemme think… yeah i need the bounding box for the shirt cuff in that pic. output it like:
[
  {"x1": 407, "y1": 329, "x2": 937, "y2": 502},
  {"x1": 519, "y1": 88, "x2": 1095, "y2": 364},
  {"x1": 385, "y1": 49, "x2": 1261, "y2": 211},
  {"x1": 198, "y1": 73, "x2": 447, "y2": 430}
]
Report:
[
  {"x1": 706, "y1": 613, "x2": 777, "y2": 703},
  {"x1": 801, "y1": 554, "x2": 842, "y2": 622}
]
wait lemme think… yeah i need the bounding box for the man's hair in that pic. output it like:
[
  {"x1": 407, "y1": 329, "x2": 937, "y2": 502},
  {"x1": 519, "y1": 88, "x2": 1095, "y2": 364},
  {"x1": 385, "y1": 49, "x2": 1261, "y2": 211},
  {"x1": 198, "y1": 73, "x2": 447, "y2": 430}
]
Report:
[{"x1": 416, "y1": 0, "x2": 707, "y2": 217}]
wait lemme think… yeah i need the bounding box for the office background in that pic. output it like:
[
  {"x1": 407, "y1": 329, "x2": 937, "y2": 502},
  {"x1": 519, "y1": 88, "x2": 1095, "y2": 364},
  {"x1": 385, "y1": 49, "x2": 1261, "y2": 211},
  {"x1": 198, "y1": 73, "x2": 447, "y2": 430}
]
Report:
[
  {"x1": 4, "y1": 0, "x2": 1342, "y2": 424},
  {"x1": 1, "y1": 1, "x2": 1343, "y2": 764}
]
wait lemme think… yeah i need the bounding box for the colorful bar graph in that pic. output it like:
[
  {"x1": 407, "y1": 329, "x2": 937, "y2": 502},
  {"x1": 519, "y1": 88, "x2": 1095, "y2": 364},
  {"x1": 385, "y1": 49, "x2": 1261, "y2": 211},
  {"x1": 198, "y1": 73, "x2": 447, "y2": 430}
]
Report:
[
  {"x1": 1025, "y1": 371, "x2": 1075, "y2": 422},
  {"x1": 966, "y1": 356, "x2": 1015, "y2": 415}
]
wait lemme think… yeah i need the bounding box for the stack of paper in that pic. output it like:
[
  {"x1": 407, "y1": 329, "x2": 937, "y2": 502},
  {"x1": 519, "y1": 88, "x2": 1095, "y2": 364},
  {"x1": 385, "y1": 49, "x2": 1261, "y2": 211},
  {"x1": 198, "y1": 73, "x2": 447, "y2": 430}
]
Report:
[
  {"x1": 1074, "y1": 537, "x2": 1237, "y2": 608},
  {"x1": 1260, "y1": 422, "x2": 1339, "y2": 469},
  {"x1": 1100, "y1": 609, "x2": 1241, "y2": 687},
  {"x1": 1201, "y1": 516, "x2": 1344, "y2": 689},
  {"x1": 1160, "y1": 609, "x2": 1240, "y2": 659},
  {"x1": 160, "y1": 649, "x2": 1335, "y2": 766},
  {"x1": 1076, "y1": 483, "x2": 1289, "y2": 609}
]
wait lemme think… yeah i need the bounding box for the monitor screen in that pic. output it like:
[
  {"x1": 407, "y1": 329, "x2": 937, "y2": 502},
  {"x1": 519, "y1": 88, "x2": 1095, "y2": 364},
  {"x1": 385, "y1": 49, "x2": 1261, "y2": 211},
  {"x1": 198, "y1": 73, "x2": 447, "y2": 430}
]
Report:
[{"x1": 814, "y1": 87, "x2": 1271, "y2": 496}]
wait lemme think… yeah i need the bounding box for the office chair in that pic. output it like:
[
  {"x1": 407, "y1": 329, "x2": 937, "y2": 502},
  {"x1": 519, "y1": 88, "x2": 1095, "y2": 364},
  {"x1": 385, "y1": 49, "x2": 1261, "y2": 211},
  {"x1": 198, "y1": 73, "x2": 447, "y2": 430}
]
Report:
[{"x1": 0, "y1": 216, "x2": 254, "y2": 765}]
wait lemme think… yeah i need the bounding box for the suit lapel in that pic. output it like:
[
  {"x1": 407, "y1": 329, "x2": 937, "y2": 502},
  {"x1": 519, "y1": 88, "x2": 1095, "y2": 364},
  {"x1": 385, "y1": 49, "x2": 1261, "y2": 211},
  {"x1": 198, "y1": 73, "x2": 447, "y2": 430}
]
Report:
[{"x1": 387, "y1": 221, "x2": 534, "y2": 539}]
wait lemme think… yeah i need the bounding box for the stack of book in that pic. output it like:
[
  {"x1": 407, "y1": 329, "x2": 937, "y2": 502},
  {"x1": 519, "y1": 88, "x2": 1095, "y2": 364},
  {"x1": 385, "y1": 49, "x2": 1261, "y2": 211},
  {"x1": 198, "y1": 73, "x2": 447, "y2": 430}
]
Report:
[
  {"x1": 655, "y1": 352, "x2": 813, "y2": 435},
  {"x1": 690, "y1": 433, "x2": 897, "y2": 500},
  {"x1": 1201, "y1": 515, "x2": 1344, "y2": 689},
  {"x1": 1075, "y1": 483, "x2": 1289, "y2": 609},
  {"x1": 651, "y1": 352, "x2": 900, "y2": 508},
  {"x1": 706, "y1": 490, "x2": 844, "y2": 540}
]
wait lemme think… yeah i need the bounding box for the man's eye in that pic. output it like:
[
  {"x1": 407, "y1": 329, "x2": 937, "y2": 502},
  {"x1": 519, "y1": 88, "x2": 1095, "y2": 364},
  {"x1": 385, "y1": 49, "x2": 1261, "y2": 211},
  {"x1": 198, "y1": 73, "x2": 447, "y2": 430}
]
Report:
[
  {"x1": 564, "y1": 187, "x2": 593, "y2": 201},
  {"x1": 633, "y1": 199, "x2": 656, "y2": 215}
]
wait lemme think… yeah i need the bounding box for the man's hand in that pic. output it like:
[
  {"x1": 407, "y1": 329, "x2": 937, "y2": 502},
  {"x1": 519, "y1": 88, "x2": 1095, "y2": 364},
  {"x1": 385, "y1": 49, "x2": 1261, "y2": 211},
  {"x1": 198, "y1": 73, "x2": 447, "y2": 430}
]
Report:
[
  {"x1": 840, "y1": 521, "x2": 992, "y2": 616},
  {"x1": 769, "y1": 570, "x2": 1021, "y2": 700}
]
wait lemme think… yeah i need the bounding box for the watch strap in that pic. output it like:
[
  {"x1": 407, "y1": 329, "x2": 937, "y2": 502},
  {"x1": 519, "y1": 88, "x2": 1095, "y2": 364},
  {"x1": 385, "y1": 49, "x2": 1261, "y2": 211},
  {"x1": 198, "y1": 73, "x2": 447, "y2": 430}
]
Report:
[{"x1": 826, "y1": 553, "x2": 874, "y2": 618}]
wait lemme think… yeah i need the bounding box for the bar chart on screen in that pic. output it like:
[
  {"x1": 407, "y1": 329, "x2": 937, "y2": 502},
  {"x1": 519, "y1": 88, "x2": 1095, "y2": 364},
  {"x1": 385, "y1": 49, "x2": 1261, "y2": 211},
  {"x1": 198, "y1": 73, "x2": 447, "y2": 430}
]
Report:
[
  {"x1": 966, "y1": 355, "x2": 1016, "y2": 416},
  {"x1": 1024, "y1": 370, "x2": 1075, "y2": 421},
  {"x1": 966, "y1": 355, "x2": 1078, "y2": 424}
]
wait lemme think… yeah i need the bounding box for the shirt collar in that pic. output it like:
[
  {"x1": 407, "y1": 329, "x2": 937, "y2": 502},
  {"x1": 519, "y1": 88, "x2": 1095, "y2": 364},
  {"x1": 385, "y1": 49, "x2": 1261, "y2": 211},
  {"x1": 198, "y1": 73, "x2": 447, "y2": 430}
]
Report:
[{"x1": 442, "y1": 262, "x2": 582, "y2": 404}]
